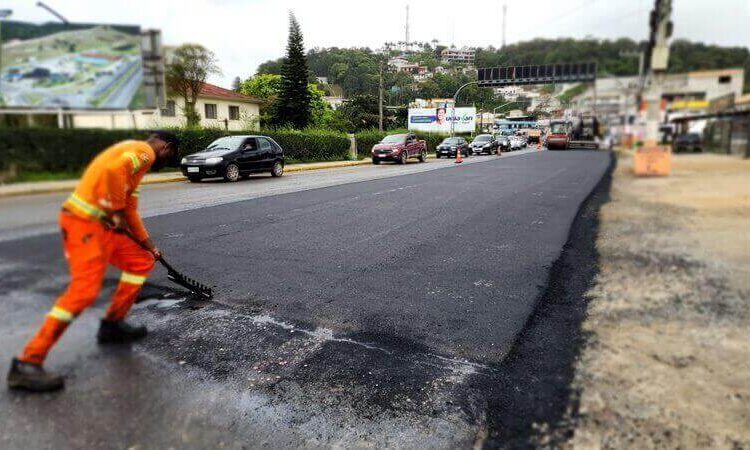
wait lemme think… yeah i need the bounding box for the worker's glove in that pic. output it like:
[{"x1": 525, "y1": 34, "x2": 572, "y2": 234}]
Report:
[
  {"x1": 103, "y1": 211, "x2": 127, "y2": 232},
  {"x1": 141, "y1": 238, "x2": 162, "y2": 261}
]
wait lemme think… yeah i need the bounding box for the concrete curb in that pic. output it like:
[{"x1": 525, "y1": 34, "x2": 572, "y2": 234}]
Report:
[{"x1": 0, "y1": 158, "x2": 376, "y2": 198}]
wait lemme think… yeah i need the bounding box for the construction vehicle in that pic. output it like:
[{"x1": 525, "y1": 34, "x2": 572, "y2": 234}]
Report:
[{"x1": 568, "y1": 114, "x2": 600, "y2": 149}]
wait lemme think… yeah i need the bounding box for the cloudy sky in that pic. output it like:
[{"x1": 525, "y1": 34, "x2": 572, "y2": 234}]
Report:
[{"x1": 4, "y1": 0, "x2": 749, "y2": 87}]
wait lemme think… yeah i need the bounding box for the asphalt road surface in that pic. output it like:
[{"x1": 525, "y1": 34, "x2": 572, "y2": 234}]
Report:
[{"x1": 0, "y1": 150, "x2": 611, "y2": 448}]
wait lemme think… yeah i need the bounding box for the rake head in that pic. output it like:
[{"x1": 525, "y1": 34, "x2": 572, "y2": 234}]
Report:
[{"x1": 166, "y1": 268, "x2": 213, "y2": 300}]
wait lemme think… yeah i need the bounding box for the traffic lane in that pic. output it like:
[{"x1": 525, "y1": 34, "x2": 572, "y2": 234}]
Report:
[
  {"x1": 0, "y1": 153, "x2": 532, "y2": 242},
  {"x1": 144, "y1": 150, "x2": 610, "y2": 361},
  {"x1": 0, "y1": 150, "x2": 605, "y2": 362}
]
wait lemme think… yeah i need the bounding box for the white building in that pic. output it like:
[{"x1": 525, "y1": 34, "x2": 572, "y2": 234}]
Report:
[
  {"x1": 572, "y1": 68, "x2": 745, "y2": 128},
  {"x1": 71, "y1": 82, "x2": 261, "y2": 131},
  {"x1": 441, "y1": 47, "x2": 475, "y2": 64}
]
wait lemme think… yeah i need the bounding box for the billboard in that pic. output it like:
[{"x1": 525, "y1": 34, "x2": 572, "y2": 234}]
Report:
[
  {"x1": 0, "y1": 21, "x2": 160, "y2": 110},
  {"x1": 408, "y1": 107, "x2": 476, "y2": 133}
]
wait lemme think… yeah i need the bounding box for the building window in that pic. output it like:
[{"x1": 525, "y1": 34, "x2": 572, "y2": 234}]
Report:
[
  {"x1": 204, "y1": 103, "x2": 217, "y2": 119},
  {"x1": 228, "y1": 105, "x2": 240, "y2": 120},
  {"x1": 161, "y1": 100, "x2": 176, "y2": 117},
  {"x1": 718, "y1": 75, "x2": 731, "y2": 84}
]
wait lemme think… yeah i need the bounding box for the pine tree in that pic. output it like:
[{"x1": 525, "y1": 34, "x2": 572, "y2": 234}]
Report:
[
  {"x1": 274, "y1": 13, "x2": 311, "y2": 128},
  {"x1": 232, "y1": 76, "x2": 242, "y2": 92}
]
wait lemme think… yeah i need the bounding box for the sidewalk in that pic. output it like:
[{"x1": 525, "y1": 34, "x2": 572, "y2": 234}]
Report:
[{"x1": 0, "y1": 159, "x2": 373, "y2": 198}]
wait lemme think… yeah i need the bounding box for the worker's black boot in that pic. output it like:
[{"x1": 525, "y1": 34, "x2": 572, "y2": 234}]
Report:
[
  {"x1": 7, "y1": 358, "x2": 64, "y2": 392},
  {"x1": 97, "y1": 319, "x2": 148, "y2": 344}
]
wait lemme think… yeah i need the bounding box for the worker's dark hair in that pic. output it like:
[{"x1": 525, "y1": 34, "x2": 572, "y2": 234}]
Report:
[{"x1": 149, "y1": 130, "x2": 180, "y2": 151}]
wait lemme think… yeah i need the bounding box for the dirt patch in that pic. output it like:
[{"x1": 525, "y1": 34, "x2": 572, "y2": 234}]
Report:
[{"x1": 563, "y1": 152, "x2": 750, "y2": 449}]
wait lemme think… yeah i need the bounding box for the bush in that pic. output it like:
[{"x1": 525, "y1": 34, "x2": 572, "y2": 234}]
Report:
[
  {"x1": 354, "y1": 129, "x2": 388, "y2": 157},
  {"x1": 0, "y1": 127, "x2": 352, "y2": 175}
]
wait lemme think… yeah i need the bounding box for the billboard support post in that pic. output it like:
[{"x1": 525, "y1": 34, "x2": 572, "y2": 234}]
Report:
[
  {"x1": 0, "y1": 9, "x2": 13, "y2": 107},
  {"x1": 451, "y1": 81, "x2": 477, "y2": 137}
]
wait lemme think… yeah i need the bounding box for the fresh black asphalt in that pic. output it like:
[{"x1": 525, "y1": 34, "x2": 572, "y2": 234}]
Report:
[{"x1": 0, "y1": 150, "x2": 611, "y2": 448}]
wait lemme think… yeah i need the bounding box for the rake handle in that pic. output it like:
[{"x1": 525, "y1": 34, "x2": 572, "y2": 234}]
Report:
[{"x1": 116, "y1": 228, "x2": 175, "y2": 273}]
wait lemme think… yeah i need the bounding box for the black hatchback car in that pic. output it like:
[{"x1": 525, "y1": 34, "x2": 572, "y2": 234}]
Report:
[
  {"x1": 180, "y1": 135, "x2": 285, "y2": 182},
  {"x1": 436, "y1": 137, "x2": 470, "y2": 158}
]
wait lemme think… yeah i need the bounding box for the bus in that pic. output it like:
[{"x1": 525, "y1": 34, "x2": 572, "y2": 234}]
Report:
[{"x1": 494, "y1": 116, "x2": 540, "y2": 140}]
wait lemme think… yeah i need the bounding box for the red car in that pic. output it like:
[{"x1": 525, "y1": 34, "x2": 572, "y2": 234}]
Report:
[{"x1": 371, "y1": 133, "x2": 427, "y2": 164}]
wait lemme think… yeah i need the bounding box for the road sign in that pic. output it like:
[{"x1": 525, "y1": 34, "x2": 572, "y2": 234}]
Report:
[{"x1": 477, "y1": 62, "x2": 597, "y2": 87}]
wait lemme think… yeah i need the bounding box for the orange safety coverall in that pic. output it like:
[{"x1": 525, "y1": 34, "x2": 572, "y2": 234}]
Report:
[{"x1": 21, "y1": 140, "x2": 157, "y2": 365}]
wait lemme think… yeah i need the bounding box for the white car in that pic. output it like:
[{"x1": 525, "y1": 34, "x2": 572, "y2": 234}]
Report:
[{"x1": 510, "y1": 136, "x2": 523, "y2": 150}]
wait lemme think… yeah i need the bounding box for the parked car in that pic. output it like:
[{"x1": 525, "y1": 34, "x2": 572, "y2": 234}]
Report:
[
  {"x1": 495, "y1": 135, "x2": 511, "y2": 152},
  {"x1": 436, "y1": 137, "x2": 470, "y2": 158},
  {"x1": 509, "y1": 136, "x2": 524, "y2": 151},
  {"x1": 180, "y1": 135, "x2": 284, "y2": 182},
  {"x1": 469, "y1": 134, "x2": 498, "y2": 155},
  {"x1": 371, "y1": 133, "x2": 427, "y2": 164},
  {"x1": 673, "y1": 133, "x2": 702, "y2": 153}
]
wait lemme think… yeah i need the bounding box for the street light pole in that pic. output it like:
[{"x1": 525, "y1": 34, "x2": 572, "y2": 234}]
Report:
[
  {"x1": 451, "y1": 81, "x2": 477, "y2": 137},
  {"x1": 36, "y1": 2, "x2": 68, "y2": 24}
]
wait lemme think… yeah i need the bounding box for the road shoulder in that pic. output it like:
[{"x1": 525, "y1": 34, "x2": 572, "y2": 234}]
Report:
[{"x1": 563, "y1": 152, "x2": 750, "y2": 447}]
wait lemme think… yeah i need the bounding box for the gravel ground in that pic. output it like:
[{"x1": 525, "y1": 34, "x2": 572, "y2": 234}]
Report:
[{"x1": 560, "y1": 152, "x2": 750, "y2": 449}]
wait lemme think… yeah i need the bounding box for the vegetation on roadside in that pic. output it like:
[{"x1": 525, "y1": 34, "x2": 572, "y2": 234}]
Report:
[
  {"x1": 0, "y1": 127, "x2": 352, "y2": 181},
  {"x1": 273, "y1": 13, "x2": 313, "y2": 129}
]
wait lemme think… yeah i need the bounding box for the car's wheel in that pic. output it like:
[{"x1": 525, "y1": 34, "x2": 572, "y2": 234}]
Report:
[
  {"x1": 271, "y1": 160, "x2": 284, "y2": 177},
  {"x1": 399, "y1": 151, "x2": 408, "y2": 165},
  {"x1": 224, "y1": 163, "x2": 240, "y2": 182},
  {"x1": 188, "y1": 176, "x2": 201, "y2": 183},
  {"x1": 418, "y1": 149, "x2": 427, "y2": 162},
  {"x1": 372, "y1": 157, "x2": 381, "y2": 165},
  {"x1": 436, "y1": 153, "x2": 441, "y2": 159}
]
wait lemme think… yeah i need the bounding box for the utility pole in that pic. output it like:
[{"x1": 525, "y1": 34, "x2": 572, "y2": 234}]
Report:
[
  {"x1": 636, "y1": 0, "x2": 673, "y2": 176},
  {"x1": 378, "y1": 57, "x2": 384, "y2": 131},
  {"x1": 502, "y1": 4, "x2": 507, "y2": 49},
  {"x1": 644, "y1": 0, "x2": 672, "y2": 145},
  {"x1": 405, "y1": 5, "x2": 410, "y2": 49}
]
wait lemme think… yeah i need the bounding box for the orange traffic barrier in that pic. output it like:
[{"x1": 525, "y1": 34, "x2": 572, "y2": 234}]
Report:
[{"x1": 634, "y1": 145, "x2": 671, "y2": 176}]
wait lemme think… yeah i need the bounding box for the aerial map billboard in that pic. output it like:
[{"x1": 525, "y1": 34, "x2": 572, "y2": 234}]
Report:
[
  {"x1": 408, "y1": 107, "x2": 477, "y2": 133},
  {"x1": 0, "y1": 21, "x2": 153, "y2": 110}
]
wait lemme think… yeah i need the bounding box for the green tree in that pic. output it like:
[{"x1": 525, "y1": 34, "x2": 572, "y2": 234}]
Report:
[
  {"x1": 257, "y1": 57, "x2": 284, "y2": 75},
  {"x1": 274, "y1": 13, "x2": 312, "y2": 128},
  {"x1": 165, "y1": 44, "x2": 220, "y2": 128},
  {"x1": 231, "y1": 76, "x2": 242, "y2": 92},
  {"x1": 339, "y1": 95, "x2": 380, "y2": 130},
  {"x1": 240, "y1": 74, "x2": 283, "y2": 125}
]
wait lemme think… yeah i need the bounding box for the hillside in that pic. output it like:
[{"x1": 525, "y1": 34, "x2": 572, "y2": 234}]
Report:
[{"x1": 256, "y1": 38, "x2": 750, "y2": 98}]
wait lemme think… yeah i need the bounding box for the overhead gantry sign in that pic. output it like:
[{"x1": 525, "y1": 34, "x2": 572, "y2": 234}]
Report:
[{"x1": 477, "y1": 62, "x2": 597, "y2": 87}]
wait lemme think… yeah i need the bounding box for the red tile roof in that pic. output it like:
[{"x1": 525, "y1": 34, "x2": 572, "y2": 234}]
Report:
[{"x1": 199, "y1": 82, "x2": 260, "y2": 103}]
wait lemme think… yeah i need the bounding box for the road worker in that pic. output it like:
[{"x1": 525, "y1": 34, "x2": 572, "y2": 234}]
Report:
[{"x1": 7, "y1": 131, "x2": 179, "y2": 392}]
